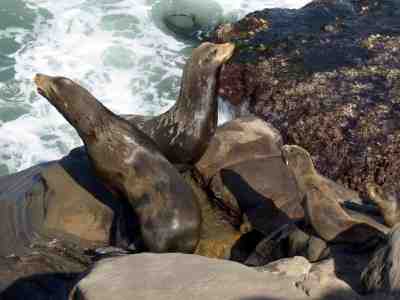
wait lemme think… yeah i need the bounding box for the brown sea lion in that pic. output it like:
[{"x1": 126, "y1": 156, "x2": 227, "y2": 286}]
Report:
[
  {"x1": 281, "y1": 145, "x2": 388, "y2": 244},
  {"x1": 34, "y1": 73, "x2": 201, "y2": 253},
  {"x1": 367, "y1": 183, "x2": 400, "y2": 227},
  {"x1": 125, "y1": 42, "x2": 235, "y2": 165}
]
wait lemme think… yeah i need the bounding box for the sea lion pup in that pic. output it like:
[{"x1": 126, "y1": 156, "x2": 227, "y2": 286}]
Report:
[
  {"x1": 34, "y1": 74, "x2": 201, "y2": 253},
  {"x1": 125, "y1": 42, "x2": 235, "y2": 165},
  {"x1": 281, "y1": 145, "x2": 387, "y2": 244},
  {"x1": 367, "y1": 183, "x2": 400, "y2": 227}
]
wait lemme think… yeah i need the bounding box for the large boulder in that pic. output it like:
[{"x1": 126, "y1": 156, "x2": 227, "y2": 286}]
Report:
[
  {"x1": 0, "y1": 149, "x2": 132, "y2": 258},
  {"x1": 151, "y1": 0, "x2": 223, "y2": 39},
  {"x1": 361, "y1": 224, "x2": 400, "y2": 294},
  {"x1": 212, "y1": 0, "x2": 400, "y2": 199},
  {"x1": 196, "y1": 116, "x2": 283, "y2": 182},
  {"x1": 69, "y1": 253, "x2": 360, "y2": 300},
  {"x1": 196, "y1": 117, "x2": 303, "y2": 232},
  {"x1": 0, "y1": 149, "x2": 135, "y2": 297}
]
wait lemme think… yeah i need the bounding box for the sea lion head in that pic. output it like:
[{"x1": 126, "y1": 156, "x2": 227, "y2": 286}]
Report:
[
  {"x1": 281, "y1": 145, "x2": 316, "y2": 179},
  {"x1": 34, "y1": 73, "x2": 76, "y2": 103},
  {"x1": 191, "y1": 42, "x2": 235, "y2": 69},
  {"x1": 367, "y1": 183, "x2": 388, "y2": 206},
  {"x1": 34, "y1": 73, "x2": 103, "y2": 138}
]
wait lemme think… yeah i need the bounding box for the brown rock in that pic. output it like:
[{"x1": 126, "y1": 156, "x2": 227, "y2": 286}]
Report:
[
  {"x1": 196, "y1": 116, "x2": 283, "y2": 183},
  {"x1": 209, "y1": 157, "x2": 304, "y2": 230},
  {"x1": 182, "y1": 172, "x2": 241, "y2": 259},
  {"x1": 0, "y1": 149, "x2": 135, "y2": 296},
  {"x1": 287, "y1": 228, "x2": 330, "y2": 263},
  {"x1": 41, "y1": 164, "x2": 114, "y2": 244}
]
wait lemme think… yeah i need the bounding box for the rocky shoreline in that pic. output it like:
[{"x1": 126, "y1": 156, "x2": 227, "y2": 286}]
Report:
[
  {"x1": 1, "y1": 0, "x2": 400, "y2": 299},
  {"x1": 213, "y1": 0, "x2": 400, "y2": 200}
]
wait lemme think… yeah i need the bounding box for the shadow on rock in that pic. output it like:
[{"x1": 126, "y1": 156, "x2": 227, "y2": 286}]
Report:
[
  {"x1": 220, "y1": 168, "x2": 295, "y2": 236},
  {"x1": 0, "y1": 272, "x2": 80, "y2": 300},
  {"x1": 59, "y1": 147, "x2": 140, "y2": 248}
]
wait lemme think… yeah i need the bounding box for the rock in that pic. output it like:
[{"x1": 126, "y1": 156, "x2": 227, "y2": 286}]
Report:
[
  {"x1": 240, "y1": 226, "x2": 329, "y2": 266},
  {"x1": 296, "y1": 258, "x2": 361, "y2": 299},
  {"x1": 258, "y1": 256, "x2": 361, "y2": 299},
  {"x1": 196, "y1": 116, "x2": 283, "y2": 183},
  {"x1": 196, "y1": 117, "x2": 303, "y2": 233},
  {"x1": 209, "y1": 157, "x2": 304, "y2": 229},
  {"x1": 0, "y1": 148, "x2": 137, "y2": 297},
  {"x1": 181, "y1": 172, "x2": 241, "y2": 259},
  {"x1": 0, "y1": 148, "x2": 134, "y2": 258},
  {"x1": 287, "y1": 228, "x2": 330, "y2": 263},
  {"x1": 244, "y1": 224, "x2": 294, "y2": 266},
  {"x1": 257, "y1": 256, "x2": 312, "y2": 277},
  {"x1": 212, "y1": 0, "x2": 400, "y2": 200},
  {"x1": 0, "y1": 238, "x2": 90, "y2": 300},
  {"x1": 151, "y1": 0, "x2": 223, "y2": 39},
  {"x1": 69, "y1": 253, "x2": 359, "y2": 300},
  {"x1": 361, "y1": 224, "x2": 400, "y2": 294}
]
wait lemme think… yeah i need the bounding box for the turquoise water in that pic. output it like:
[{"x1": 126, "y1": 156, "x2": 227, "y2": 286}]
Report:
[{"x1": 0, "y1": 0, "x2": 310, "y2": 176}]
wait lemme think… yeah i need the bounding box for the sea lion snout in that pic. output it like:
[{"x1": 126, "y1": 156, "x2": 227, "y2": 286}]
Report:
[
  {"x1": 34, "y1": 73, "x2": 51, "y2": 96},
  {"x1": 34, "y1": 73, "x2": 77, "y2": 100}
]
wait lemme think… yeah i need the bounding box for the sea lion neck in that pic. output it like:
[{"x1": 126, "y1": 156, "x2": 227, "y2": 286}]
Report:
[
  {"x1": 173, "y1": 60, "x2": 218, "y2": 121},
  {"x1": 172, "y1": 42, "x2": 234, "y2": 121},
  {"x1": 281, "y1": 145, "x2": 317, "y2": 191},
  {"x1": 34, "y1": 74, "x2": 113, "y2": 140}
]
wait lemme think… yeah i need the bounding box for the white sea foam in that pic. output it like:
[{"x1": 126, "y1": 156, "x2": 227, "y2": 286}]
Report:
[{"x1": 0, "y1": 0, "x2": 311, "y2": 173}]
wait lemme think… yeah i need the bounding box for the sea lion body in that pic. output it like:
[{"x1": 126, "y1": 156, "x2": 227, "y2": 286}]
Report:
[
  {"x1": 367, "y1": 183, "x2": 400, "y2": 227},
  {"x1": 281, "y1": 145, "x2": 387, "y2": 244},
  {"x1": 126, "y1": 42, "x2": 235, "y2": 164},
  {"x1": 34, "y1": 74, "x2": 201, "y2": 253}
]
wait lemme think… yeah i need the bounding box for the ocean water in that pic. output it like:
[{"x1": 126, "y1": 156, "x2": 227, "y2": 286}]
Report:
[{"x1": 0, "y1": 0, "x2": 311, "y2": 176}]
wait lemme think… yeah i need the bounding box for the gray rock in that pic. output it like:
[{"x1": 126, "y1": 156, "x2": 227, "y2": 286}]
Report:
[
  {"x1": 151, "y1": 0, "x2": 223, "y2": 39},
  {"x1": 69, "y1": 253, "x2": 359, "y2": 300},
  {"x1": 287, "y1": 228, "x2": 330, "y2": 263},
  {"x1": 361, "y1": 224, "x2": 400, "y2": 294},
  {"x1": 257, "y1": 256, "x2": 312, "y2": 277}
]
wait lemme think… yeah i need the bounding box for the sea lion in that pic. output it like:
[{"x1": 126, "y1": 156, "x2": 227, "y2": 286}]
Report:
[
  {"x1": 367, "y1": 183, "x2": 400, "y2": 227},
  {"x1": 125, "y1": 42, "x2": 235, "y2": 165},
  {"x1": 34, "y1": 73, "x2": 201, "y2": 253},
  {"x1": 281, "y1": 145, "x2": 387, "y2": 244}
]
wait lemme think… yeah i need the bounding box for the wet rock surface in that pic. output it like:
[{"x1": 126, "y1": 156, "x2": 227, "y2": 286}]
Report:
[{"x1": 213, "y1": 0, "x2": 400, "y2": 199}]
